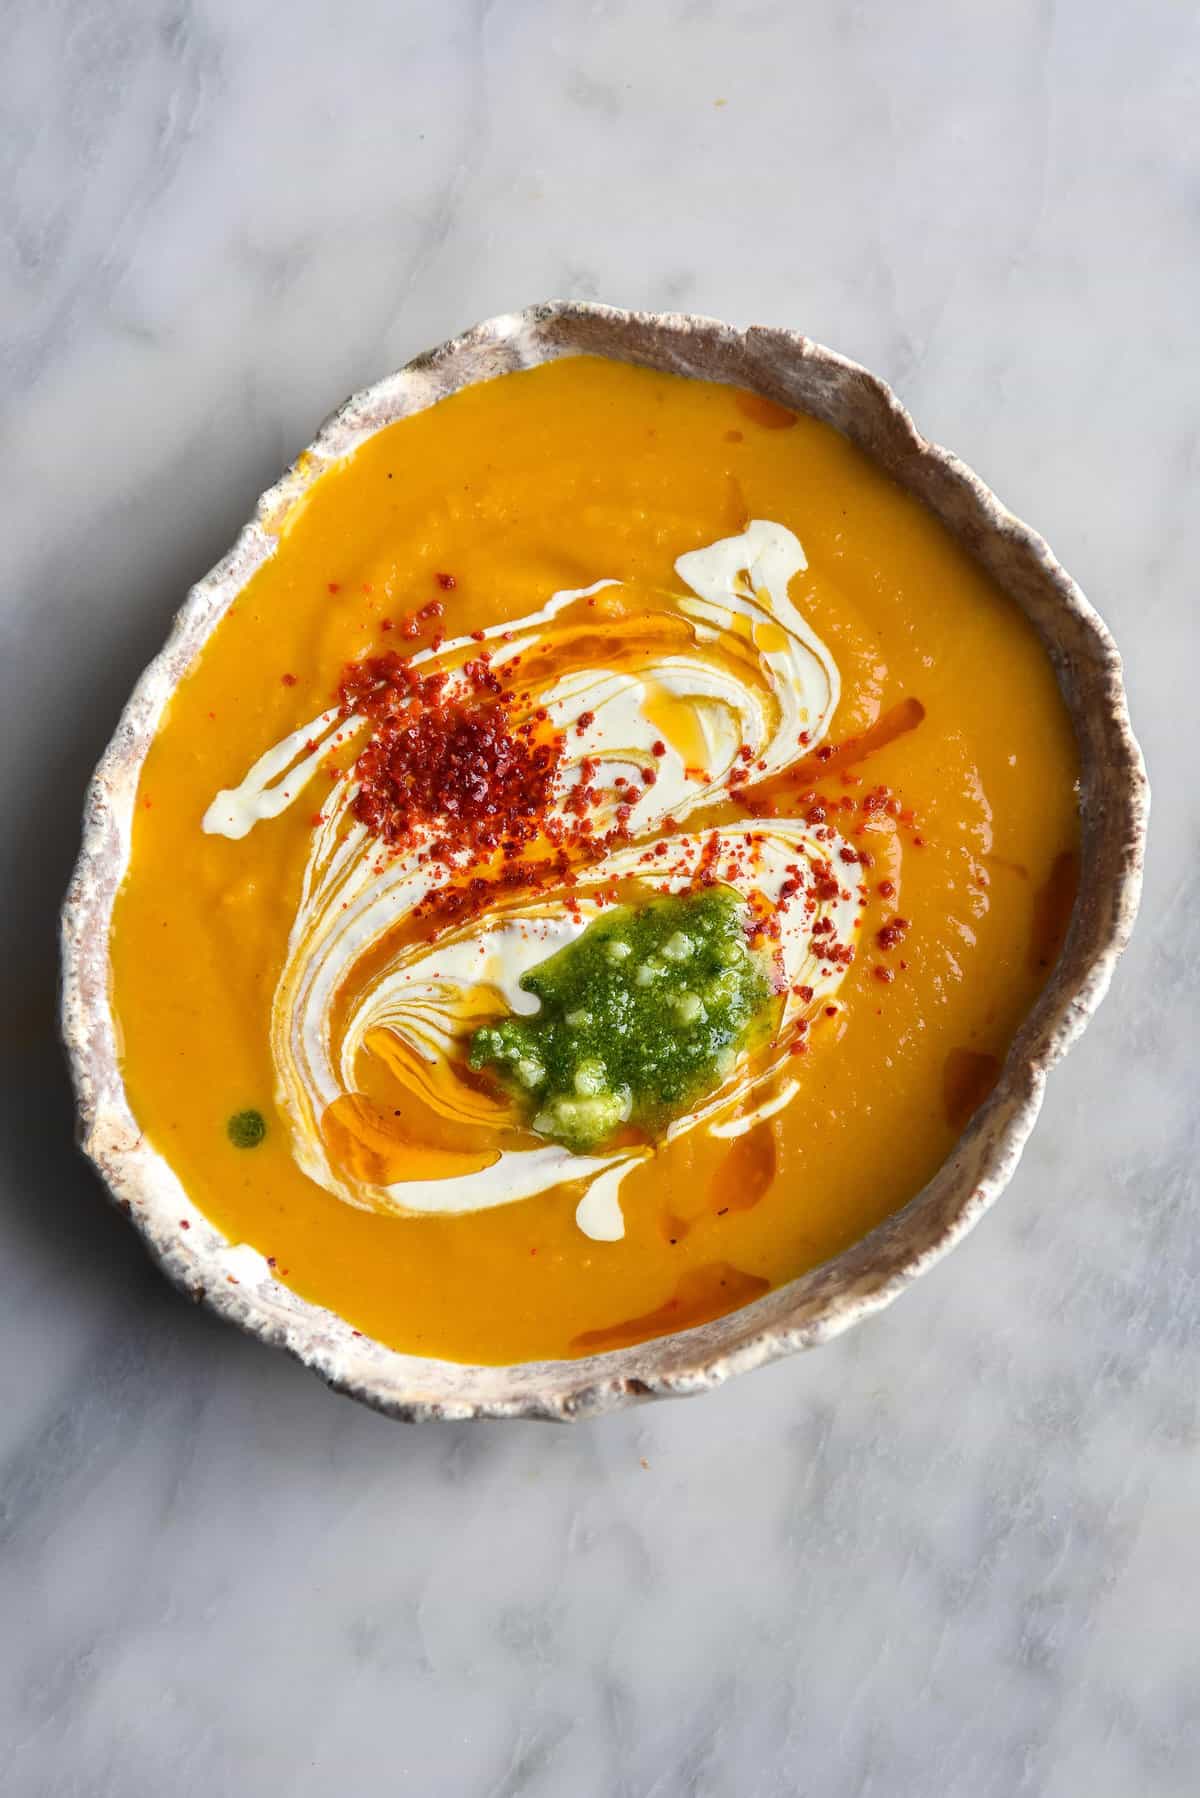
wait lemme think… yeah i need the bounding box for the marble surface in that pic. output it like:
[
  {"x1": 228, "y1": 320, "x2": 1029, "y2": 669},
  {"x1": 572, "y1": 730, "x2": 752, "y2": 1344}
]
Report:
[{"x1": 1, "y1": 1, "x2": 1195, "y2": 1791}]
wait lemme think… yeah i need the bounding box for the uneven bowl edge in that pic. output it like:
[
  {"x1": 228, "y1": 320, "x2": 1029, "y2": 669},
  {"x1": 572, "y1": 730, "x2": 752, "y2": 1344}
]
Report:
[{"x1": 59, "y1": 301, "x2": 1149, "y2": 1422}]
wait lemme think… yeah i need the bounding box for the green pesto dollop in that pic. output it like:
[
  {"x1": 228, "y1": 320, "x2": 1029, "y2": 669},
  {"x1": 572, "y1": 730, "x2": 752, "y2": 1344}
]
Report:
[
  {"x1": 468, "y1": 888, "x2": 774, "y2": 1153},
  {"x1": 226, "y1": 1109, "x2": 266, "y2": 1149}
]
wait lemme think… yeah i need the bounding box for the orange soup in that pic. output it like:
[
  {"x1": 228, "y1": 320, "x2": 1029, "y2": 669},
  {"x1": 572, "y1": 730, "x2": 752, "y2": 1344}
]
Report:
[{"x1": 110, "y1": 356, "x2": 1080, "y2": 1363}]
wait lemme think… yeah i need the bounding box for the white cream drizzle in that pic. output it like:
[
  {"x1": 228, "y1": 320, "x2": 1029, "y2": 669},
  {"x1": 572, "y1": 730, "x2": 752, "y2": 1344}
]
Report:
[
  {"x1": 708, "y1": 1079, "x2": 801, "y2": 1139},
  {"x1": 202, "y1": 523, "x2": 859, "y2": 1241},
  {"x1": 202, "y1": 708, "x2": 364, "y2": 840}
]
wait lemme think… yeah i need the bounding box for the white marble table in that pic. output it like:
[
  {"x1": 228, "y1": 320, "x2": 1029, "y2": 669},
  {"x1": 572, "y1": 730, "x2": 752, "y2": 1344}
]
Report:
[{"x1": 2, "y1": 2, "x2": 1195, "y2": 1792}]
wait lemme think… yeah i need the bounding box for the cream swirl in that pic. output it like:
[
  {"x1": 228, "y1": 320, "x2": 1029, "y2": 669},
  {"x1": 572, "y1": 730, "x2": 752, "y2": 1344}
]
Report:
[{"x1": 204, "y1": 522, "x2": 861, "y2": 1240}]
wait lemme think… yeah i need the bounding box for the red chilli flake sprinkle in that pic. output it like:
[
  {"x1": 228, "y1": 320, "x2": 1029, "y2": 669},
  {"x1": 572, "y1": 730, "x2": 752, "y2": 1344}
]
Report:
[
  {"x1": 877, "y1": 916, "x2": 910, "y2": 952},
  {"x1": 337, "y1": 651, "x2": 565, "y2": 863},
  {"x1": 281, "y1": 672, "x2": 297, "y2": 687},
  {"x1": 435, "y1": 572, "x2": 457, "y2": 590}
]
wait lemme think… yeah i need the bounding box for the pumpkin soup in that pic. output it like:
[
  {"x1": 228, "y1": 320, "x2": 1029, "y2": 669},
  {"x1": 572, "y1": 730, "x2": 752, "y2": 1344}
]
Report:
[{"x1": 110, "y1": 356, "x2": 1080, "y2": 1363}]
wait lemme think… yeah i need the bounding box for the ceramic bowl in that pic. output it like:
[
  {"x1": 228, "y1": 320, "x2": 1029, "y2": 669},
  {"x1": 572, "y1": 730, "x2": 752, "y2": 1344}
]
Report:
[{"x1": 60, "y1": 302, "x2": 1148, "y2": 1421}]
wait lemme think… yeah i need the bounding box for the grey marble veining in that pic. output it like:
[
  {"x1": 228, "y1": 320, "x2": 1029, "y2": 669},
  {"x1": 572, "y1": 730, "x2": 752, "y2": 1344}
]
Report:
[{"x1": 1, "y1": 2, "x2": 1195, "y2": 1793}]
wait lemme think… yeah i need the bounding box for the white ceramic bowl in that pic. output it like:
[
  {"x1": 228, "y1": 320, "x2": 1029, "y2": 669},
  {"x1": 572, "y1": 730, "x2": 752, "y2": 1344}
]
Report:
[{"x1": 60, "y1": 303, "x2": 1148, "y2": 1420}]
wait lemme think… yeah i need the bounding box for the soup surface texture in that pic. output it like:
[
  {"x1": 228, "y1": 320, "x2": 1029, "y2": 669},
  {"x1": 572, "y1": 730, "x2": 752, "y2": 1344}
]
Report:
[{"x1": 110, "y1": 356, "x2": 1080, "y2": 1364}]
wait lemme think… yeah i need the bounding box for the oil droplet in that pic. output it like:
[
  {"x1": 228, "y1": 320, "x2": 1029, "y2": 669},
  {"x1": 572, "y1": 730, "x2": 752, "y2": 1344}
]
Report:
[
  {"x1": 711, "y1": 1120, "x2": 776, "y2": 1214},
  {"x1": 321, "y1": 1093, "x2": 499, "y2": 1186},
  {"x1": 570, "y1": 1262, "x2": 771, "y2": 1354},
  {"x1": 1028, "y1": 851, "x2": 1078, "y2": 972},
  {"x1": 735, "y1": 392, "x2": 798, "y2": 430},
  {"x1": 943, "y1": 1049, "x2": 1001, "y2": 1132}
]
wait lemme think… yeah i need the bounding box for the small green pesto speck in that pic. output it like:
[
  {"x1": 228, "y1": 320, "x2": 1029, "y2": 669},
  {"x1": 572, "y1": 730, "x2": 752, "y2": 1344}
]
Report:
[
  {"x1": 227, "y1": 1109, "x2": 266, "y2": 1149},
  {"x1": 469, "y1": 887, "x2": 775, "y2": 1153}
]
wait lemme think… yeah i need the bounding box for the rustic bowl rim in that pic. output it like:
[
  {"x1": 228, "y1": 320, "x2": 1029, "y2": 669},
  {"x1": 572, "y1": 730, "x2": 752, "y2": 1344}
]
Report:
[{"x1": 59, "y1": 300, "x2": 1148, "y2": 1422}]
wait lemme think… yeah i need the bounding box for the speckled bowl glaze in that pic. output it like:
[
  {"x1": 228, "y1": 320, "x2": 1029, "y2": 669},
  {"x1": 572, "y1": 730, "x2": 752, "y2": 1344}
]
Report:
[{"x1": 60, "y1": 302, "x2": 1147, "y2": 1421}]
